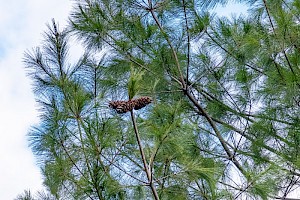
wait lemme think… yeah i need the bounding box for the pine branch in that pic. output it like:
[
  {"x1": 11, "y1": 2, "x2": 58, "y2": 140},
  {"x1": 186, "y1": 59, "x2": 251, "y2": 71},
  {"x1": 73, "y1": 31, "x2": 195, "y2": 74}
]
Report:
[
  {"x1": 262, "y1": 0, "x2": 300, "y2": 85},
  {"x1": 130, "y1": 110, "x2": 160, "y2": 200},
  {"x1": 185, "y1": 90, "x2": 247, "y2": 175},
  {"x1": 160, "y1": 158, "x2": 170, "y2": 195},
  {"x1": 148, "y1": 0, "x2": 187, "y2": 89},
  {"x1": 76, "y1": 118, "x2": 105, "y2": 200},
  {"x1": 100, "y1": 152, "x2": 147, "y2": 184},
  {"x1": 58, "y1": 138, "x2": 95, "y2": 200},
  {"x1": 149, "y1": 134, "x2": 168, "y2": 178},
  {"x1": 182, "y1": 0, "x2": 191, "y2": 90},
  {"x1": 206, "y1": 29, "x2": 265, "y2": 75}
]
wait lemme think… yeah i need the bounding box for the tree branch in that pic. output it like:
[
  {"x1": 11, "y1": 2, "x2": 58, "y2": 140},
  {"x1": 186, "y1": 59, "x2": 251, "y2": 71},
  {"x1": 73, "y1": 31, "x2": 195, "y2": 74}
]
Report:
[
  {"x1": 130, "y1": 110, "x2": 160, "y2": 200},
  {"x1": 149, "y1": 1, "x2": 186, "y2": 89},
  {"x1": 185, "y1": 90, "x2": 246, "y2": 175},
  {"x1": 182, "y1": 0, "x2": 191, "y2": 90}
]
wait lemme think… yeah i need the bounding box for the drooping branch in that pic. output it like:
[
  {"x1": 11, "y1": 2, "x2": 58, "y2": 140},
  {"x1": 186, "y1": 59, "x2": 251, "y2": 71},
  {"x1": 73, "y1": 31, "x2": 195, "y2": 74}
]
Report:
[{"x1": 185, "y1": 90, "x2": 246, "y2": 175}]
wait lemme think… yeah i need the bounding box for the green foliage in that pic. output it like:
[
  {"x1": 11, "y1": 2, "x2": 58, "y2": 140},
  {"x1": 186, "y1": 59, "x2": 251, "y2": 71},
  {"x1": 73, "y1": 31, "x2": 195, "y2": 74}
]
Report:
[
  {"x1": 15, "y1": 190, "x2": 35, "y2": 200},
  {"x1": 128, "y1": 67, "x2": 144, "y2": 99},
  {"x1": 22, "y1": 0, "x2": 300, "y2": 199},
  {"x1": 14, "y1": 190, "x2": 57, "y2": 200}
]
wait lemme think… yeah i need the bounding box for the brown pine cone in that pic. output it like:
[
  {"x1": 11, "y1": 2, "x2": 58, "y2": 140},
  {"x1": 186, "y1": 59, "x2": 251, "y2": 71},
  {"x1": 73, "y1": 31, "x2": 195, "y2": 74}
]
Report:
[
  {"x1": 108, "y1": 100, "x2": 120, "y2": 109},
  {"x1": 133, "y1": 96, "x2": 152, "y2": 110},
  {"x1": 127, "y1": 100, "x2": 135, "y2": 111},
  {"x1": 109, "y1": 97, "x2": 152, "y2": 113},
  {"x1": 109, "y1": 100, "x2": 129, "y2": 113},
  {"x1": 109, "y1": 100, "x2": 135, "y2": 113}
]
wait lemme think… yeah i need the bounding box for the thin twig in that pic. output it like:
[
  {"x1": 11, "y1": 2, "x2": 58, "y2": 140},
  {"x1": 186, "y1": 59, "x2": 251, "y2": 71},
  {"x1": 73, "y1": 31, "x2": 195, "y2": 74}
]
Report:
[
  {"x1": 182, "y1": 0, "x2": 191, "y2": 90},
  {"x1": 100, "y1": 152, "x2": 147, "y2": 184},
  {"x1": 149, "y1": 0, "x2": 186, "y2": 89}
]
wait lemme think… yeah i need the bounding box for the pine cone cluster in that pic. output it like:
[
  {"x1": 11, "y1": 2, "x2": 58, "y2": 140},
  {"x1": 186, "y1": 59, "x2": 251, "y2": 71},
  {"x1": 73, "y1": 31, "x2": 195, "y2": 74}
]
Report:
[{"x1": 109, "y1": 96, "x2": 152, "y2": 114}]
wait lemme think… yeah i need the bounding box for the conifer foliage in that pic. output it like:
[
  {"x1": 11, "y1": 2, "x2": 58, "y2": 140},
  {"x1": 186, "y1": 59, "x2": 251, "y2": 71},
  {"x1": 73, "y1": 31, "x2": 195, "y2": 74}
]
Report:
[{"x1": 21, "y1": 0, "x2": 300, "y2": 199}]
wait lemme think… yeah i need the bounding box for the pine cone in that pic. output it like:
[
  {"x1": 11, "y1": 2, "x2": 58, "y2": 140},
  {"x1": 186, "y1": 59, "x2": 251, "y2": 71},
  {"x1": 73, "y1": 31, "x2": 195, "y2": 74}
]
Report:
[
  {"x1": 109, "y1": 100, "x2": 124, "y2": 109},
  {"x1": 109, "y1": 100, "x2": 129, "y2": 113},
  {"x1": 109, "y1": 100, "x2": 134, "y2": 113},
  {"x1": 133, "y1": 96, "x2": 152, "y2": 110},
  {"x1": 109, "y1": 96, "x2": 152, "y2": 114}
]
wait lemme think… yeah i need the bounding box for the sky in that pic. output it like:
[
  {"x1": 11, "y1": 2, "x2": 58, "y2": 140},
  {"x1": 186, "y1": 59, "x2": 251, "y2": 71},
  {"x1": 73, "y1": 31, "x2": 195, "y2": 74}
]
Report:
[
  {"x1": 0, "y1": 1, "x2": 249, "y2": 199},
  {"x1": 0, "y1": 1, "x2": 73, "y2": 199}
]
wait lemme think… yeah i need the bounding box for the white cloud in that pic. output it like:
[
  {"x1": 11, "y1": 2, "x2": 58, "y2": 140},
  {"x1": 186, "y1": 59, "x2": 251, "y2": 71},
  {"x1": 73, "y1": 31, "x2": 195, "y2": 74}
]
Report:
[
  {"x1": 0, "y1": 0, "x2": 72, "y2": 199},
  {"x1": 214, "y1": 2, "x2": 248, "y2": 18}
]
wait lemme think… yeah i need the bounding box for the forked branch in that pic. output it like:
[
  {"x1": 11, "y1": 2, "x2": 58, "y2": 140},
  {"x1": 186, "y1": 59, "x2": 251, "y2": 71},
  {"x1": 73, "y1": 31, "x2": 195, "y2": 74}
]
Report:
[{"x1": 130, "y1": 110, "x2": 160, "y2": 200}]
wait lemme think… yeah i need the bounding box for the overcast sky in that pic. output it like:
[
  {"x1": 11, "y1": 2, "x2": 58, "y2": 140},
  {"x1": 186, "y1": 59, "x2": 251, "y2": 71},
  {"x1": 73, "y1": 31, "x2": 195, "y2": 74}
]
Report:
[
  {"x1": 0, "y1": 1, "x2": 248, "y2": 199},
  {"x1": 0, "y1": 1, "x2": 72, "y2": 199}
]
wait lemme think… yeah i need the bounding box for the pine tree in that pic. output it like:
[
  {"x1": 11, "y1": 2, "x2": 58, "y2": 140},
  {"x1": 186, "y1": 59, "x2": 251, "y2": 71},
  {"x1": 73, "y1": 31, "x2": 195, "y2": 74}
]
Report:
[
  {"x1": 15, "y1": 190, "x2": 35, "y2": 200},
  {"x1": 21, "y1": 0, "x2": 300, "y2": 199},
  {"x1": 14, "y1": 189, "x2": 58, "y2": 200}
]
